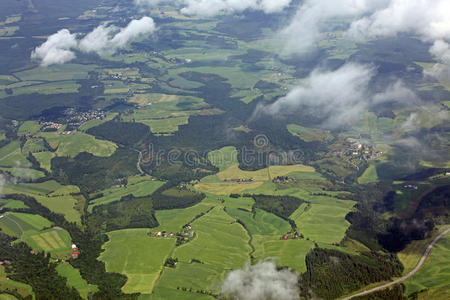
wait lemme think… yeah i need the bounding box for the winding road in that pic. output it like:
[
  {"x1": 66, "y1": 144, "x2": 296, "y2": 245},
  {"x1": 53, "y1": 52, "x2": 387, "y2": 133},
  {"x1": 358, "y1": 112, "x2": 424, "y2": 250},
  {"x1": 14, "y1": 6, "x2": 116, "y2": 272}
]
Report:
[{"x1": 342, "y1": 227, "x2": 450, "y2": 300}]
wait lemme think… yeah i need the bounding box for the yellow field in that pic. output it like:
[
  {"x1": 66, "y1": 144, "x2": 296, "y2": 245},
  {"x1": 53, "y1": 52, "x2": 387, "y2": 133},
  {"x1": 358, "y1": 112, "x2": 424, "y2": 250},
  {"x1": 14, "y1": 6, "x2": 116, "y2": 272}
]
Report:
[
  {"x1": 216, "y1": 164, "x2": 315, "y2": 181},
  {"x1": 194, "y1": 182, "x2": 263, "y2": 195},
  {"x1": 129, "y1": 93, "x2": 179, "y2": 106}
]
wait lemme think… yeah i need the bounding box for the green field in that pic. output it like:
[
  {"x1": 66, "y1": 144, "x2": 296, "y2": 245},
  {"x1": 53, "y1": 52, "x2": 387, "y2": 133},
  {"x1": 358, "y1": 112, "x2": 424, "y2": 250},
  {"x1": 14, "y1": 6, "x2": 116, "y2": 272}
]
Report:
[
  {"x1": 154, "y1": 203, "x2": 214, "y2": 233},
  {"x1": 0, "y1": 167, "x2": 45, "y2": 180},
  {"x1": 0, "y1": 81, "x2": 81, "y2": 99},
  {"x1": 287, "y1": 124, "x2": 333, "y2": 142},
  {"x1": 33, "y1": 151, "x2": 55, "y2": 172},
  {"x1": 0, "y1": 141, "x2": 30, "y2": 168},
  {"x1": 402, "y1": 233, "x2": 450, "y2": 299},
  {"x1": 0, "y1": 266, "x2": 34, "y2": 300},
  {"x1": 0, "y1": 213, "x2": 72, "y2": 258},
  {"x1": 17, "y1": 121, "x2": 41, "y2": 136},
  {"x1": 208, "y1": 146, "x2": 238, "y2": 171},
  {"x1": 99, "y1": 229, "x2": 176, "y2": 295},
  {"x1": 88, "y1": 176, "x2": 164, "y2": 212},
  {"x1": 56, "y1": 264, "x2": 99, "y2": 299},
  {"x1": 0, "y1": 199, "x2": 29, "y2": 209},
  {"x1": 358, "y1": 162, "x2": 379, "y2": 184},
  {"x1": 166, "y1": 207, "x2": 251, "y2": 293},
  {"x1": 2, "y1": 181, "x2": 82, "y2": 224},
  {"x1": 14, "y1": 64, "x2": 96, "y2": 81},
  {"x1": 37, "y1": 132, "x2": 117, "y2": 158}
]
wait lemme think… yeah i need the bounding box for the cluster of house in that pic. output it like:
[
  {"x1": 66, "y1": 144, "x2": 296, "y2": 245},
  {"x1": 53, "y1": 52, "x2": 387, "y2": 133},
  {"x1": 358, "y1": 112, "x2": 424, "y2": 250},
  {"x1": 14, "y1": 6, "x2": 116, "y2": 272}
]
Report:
[
  {"x1": 272, "y1": 176, "x2": 297, "y2": 184},
  {"x1": 40, "y1": 121, "x2": 63, "y2": 132},
  {"x1": 63, "y1": 108, "x2": 106, "y2": 129},
  {"x1": 224, "y1": 178, "x2": 254, "y2": 183},
  {"x1": 404, "y1": 184, "x2": 419, "y2": 190},
  {"x1": 71, "y1": 244, "x2": 80, "y2": 259},
  {"x1": 150, "y1": 225, "x2": 195, "y2": 245},
  {"x1": 282, "y1": 231, "x2": 303, "y2": 241},
  {"x1": 341, "y1": 138, "x2": 383, "y2": 160}
]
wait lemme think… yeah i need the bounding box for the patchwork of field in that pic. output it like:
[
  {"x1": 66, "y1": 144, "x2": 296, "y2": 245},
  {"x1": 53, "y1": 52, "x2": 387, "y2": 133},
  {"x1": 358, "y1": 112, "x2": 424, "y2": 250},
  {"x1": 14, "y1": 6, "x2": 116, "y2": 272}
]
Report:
[
  {"x1": 0, "y1": 212, "x2": 72, "y2": 258},
  {"x1": 88, "y1": 176, "x2": 164, "y2": 212},
  {"x1": 2, "y1": 181, "x2": 82, "y2": 224},
  {"x1": 99, "y1": 229, "x2": 176, "y2": 295},
  {"x1": 56, "y1": 264, "x2": 99, "y2": 299}
]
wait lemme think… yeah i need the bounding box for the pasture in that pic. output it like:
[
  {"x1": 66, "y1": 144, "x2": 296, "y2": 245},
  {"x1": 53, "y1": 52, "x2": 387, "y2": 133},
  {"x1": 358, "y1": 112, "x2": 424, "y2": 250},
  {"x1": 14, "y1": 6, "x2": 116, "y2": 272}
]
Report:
[
  {"x1": 402, "y1": 231, "x2": 450, "y2": 299},
  {"x1": 99, "y1": 229, "x2": 175, "y2": 295},
  {"x1": 14, "y1": 64, "x2": 96, "y2": 81},
  {"x1": 56, "y1": 264, "x2": 99, "y2": 299},
  {"x1": 33, "y1": 151, "x2": 55, "y2": 172},
  {"x1": 37, "y1": 132, "x2": 117, "y2": 158},
  {"x1": 287, "y1": 124, "x2": 333, "y2": 142},
  {"x1": 358, "y1": 162, "x2": 379, "y2": 184},
  {"x1": 0, "y1": 212, "x2": 72, "y2": 258},
  {"x1": 216, "y1": 164, "x2": 315, "y2": 182},
  {"x1": 88, "y1": 176, "x2": 164, "y2": 212},
  {"x1": 207, "y1": 146, "x2": 238, "y2": 171},
  {"x1": 154, "y1": 203, "x2": 214, "y2": 233},
  {"x1": 0, "y1": 266, "x2": 34, "y2": 300},
  {"x1": 2, "y1": 181, "x2": 82, "y2": 224},
  {"x1": 252, "y1": 235, "x2": 314, "y2": 273},
  {"x1": 0, "y1": 141, "x2": 30, "y2": 168}
]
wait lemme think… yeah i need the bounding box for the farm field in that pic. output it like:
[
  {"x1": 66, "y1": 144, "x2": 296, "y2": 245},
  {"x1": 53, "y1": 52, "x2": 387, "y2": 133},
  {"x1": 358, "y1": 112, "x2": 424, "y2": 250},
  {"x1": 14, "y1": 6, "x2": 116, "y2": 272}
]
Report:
[
  {"x1": 0, "y1": 266, "x2": 34, "y2": 300},
  {"x1": 36, "y1": 132, "x2": 117, "y2": 158},
  {"x1": 88, "y1": 176, "x2": 164, "y2": 212},
  {"x1": 166, "y1": 207, "x2": 251, "y2": 294},
  {"x1": 99, "y1": 229, "x2": 176, "y2": 295},
  {"x1": 154, "y1": 203, "x2": 214, "y2": 233},
  {"x1": 207, "y1": 146, "x2": 238, "y2": 171},
  {"x1": 402, "y1": 232, "x2": 450, "y2": 299},
  {"x1": 56, "y1": 264, "x2": 99, "y2": 299},
  {"x1": 0, "y1": 141, "x2": 30, "y2": 168},
  {"x1": 0, "y1": 212, "x2": 72, "y2": 258},
  {"x1": 2, "y1": 181, "x2": 82, "y2": 224},
  {"x1": 14, "y1": 64, "x2": 96, "y2": 81}
]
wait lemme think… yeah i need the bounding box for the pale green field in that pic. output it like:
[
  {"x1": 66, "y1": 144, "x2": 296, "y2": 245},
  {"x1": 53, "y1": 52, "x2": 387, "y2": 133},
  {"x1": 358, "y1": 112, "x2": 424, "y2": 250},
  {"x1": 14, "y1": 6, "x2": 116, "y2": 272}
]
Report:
[
  {"x1": 18, "y1": 121, "x2": 41, "y2": 136},
  {"x1": 0, "y1": 81, "x2": 80, "y2": 98},
  {"x1": 0, "y1": 167, "x2": 46, "y2": 180},
  {"x1": 287, "y1": 124, "x2": 333, "y2": 142},
  {"x1": 0, "y1": 198, "x2": 29, "y2": 209},
  {"x1": 37, "y1": 132, "x2": 117, "y2": 158},
  {"x1": 14, "y1": 64, "x2": 96, "y2": 81},
  {"x1": 0, "y1": 141, "x2": 31, "y2": 167},
  {"x1": 100, "y1": 229, "x2": 176, "y2": 294},
  {"x1": 154, "y1": 203, "x2": 214, "y2": 233},
  {"x1": 56, "y1": 264, "x2": 99, "y2": 299}
]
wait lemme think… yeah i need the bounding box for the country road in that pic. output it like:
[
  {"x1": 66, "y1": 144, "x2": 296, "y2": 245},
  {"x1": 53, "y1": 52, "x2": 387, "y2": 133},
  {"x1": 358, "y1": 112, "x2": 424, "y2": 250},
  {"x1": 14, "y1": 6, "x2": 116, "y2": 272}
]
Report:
[{"x1": 342, "y1": 227, "x2": 450, "y2": 300}]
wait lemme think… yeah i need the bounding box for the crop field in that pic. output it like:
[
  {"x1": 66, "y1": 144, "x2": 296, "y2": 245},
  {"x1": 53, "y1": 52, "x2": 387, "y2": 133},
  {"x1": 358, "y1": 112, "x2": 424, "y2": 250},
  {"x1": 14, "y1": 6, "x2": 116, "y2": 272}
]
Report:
[
  {"x1": 37, "y1": 132, "x2": 117, "y2": 158},
  {"x1": 33, "y1": 151, "x2": 55, "y2": 172},
  {"x1": 290, "y1": 197, "x2": 356, "y2": 244},
  {"x1": 2, "y1": 181, "x2": 82, "y2": 223},
  {"x1": 0, "y1": 81, "x2": 80, "y2": 98},
  {"x1": 100, "y1": 229, "x2": 176, "y2": 295},
  {"x1": 56, "y1": 264, "x2": 99, "y2": 299},
  {"x1": 167, "y1": 207, "x2": 251, "y2": 293},
  {"x1": 0, "y1": 212, "x2": 72, "y2": 258},
  {"x1": 216, "y1": 164, "x2": 315, "y2": 182},
  {"x1": 0, "y1": 141, "x2": 30, "y2": 168},
  {"x1": 226, "y1": 207, "x2": 290, "y2": 236},
  {"x1": 194, "y1": 182, "x2": 263, "y2": 195},
  {"x1": 252, "y1": 235, "x2": 315, "y2": 273},
  {"x1": 207, "y1": 146, "x2": 238, "y2": 171},
  {"x1": 14, "y1": 64, "x2": 96, "y2": 81},
  {"x1": 154, "y1": 203, "x2": 214, "y2": 233},
  {"x1": 0, "y1": 266, "x2": 34, "y2": 300},
  {"x1": 88, "y1": 176, "x2": 164, "y2": 212},
  {"x1": 287, "y1": 124, "x2": 333, "y2": 142},
  {"x1": 140, "y1": 117, "x2": 189, "y2": 135},
  {"x1": 0, "y1": 167, "x2": 45, "y2": 180},
  {"x1": 17, "y1": 121, "x2": 41, "y2": 136},
  {"x1": 0, "y1": 198, "x2": 29, "y2": 209},
  {"x1": 358, "y1": 162, "x2": 379, "y2": 184},
  {"x1": 402, "y1": 230, "x2": 450, "y2": 299}
]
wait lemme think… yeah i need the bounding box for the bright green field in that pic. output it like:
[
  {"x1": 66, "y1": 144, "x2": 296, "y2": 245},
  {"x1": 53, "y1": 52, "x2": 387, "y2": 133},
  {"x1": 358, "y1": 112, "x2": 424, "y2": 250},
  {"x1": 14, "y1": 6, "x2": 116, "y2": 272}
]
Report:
[
  {"x1": 154, "y1": 203, "x2": 214, "y2": 233},
  {"x1": 358, "y1": 162, "x2": 379, "y2": 184},
  {"x1": 290, "y1": 197, "x2": 356, "y2": 244},
  {"x1": 0, "y1": 141, "x2": 30, "y2": 168},
  {"x1": 33, "y1": 151, "x2": 55, "y2": 172},
  {"x1": 37, "y1": 132, "x2": 117, "y2": 158},
  {"x1": 56, "y1": 264, "x2": 99, "y2": 299},
  {"x1": 0, "y1": 198, "x2": 29, "y2": 209},
  {"x1": 166, "y1": 207, "x2": 251, "y2": 293},
  {"x1": 252, "y1": 235, "x2": 315, "y2": 273},
  {"x1": 226, "y1": 207, "x2": 291, "y2": 236},
  {"x1": 403, "y1": 235, "x2": 450, "y2": 299},
  {"x1": 100, "y1": 229, "x2": 176, "y2": 295},
  {"x1": 18, "y1": 121, "x2": 41, "y2": 136},
  {"x1": 208, "y1": 146, "x2": 238, "y2": 171},
  {"x1": 0, "y1": 167, "x2": 45, "y2": 180}
]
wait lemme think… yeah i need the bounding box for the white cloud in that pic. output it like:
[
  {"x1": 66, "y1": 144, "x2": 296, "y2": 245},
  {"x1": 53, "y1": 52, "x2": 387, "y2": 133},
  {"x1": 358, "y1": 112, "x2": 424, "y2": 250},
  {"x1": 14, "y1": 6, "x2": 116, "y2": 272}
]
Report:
[
  {"x1": 79, "y1": 17, "x2": 156, "y2": 56},
  {"x1": 254, "y1": 63, "x2": 418, "y2": 128},
  {"x1": 221, "y1": 261, "x2": 299, "y2": 300},
  {"x1": 180, "y1": 0, "x2": 292, "y2": 17},
  {"x1": 32, "y1": 17, "x2": 156, "y2": 66},
  {"x1": 31, "y1": 29, "x2": 78, "y2": 66}
]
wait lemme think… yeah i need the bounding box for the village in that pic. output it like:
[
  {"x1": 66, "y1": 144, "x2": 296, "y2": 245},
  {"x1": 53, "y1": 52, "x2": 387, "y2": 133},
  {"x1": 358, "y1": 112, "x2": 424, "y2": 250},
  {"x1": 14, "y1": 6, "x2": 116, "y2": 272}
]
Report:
[
  {"x1": 39, "y1": 108, "x2": 106, "y2": 134},
  {"x1": 148, "y1": 224, "x2": 196, "y2": 246}
]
